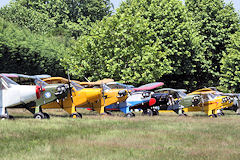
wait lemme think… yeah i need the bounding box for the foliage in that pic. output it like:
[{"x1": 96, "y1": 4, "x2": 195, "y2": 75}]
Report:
[
  {"x1": 0, "y1": 18, "x2": 67, "y2": 76},
  {"x1": 185, "y1": 0, "x2": 240, "y2": 87},
  {"x1": 0, "y1": 0, "x2": 112, "y2": 37},
  {"x1": 220, "y1": 31, "x2": 240, "y2": 92},
  {"x1": 63, "y1": 0, "x2": 202, "y2": 86}
]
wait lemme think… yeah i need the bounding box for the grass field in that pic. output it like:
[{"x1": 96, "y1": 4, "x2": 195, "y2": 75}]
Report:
[{"x1": 1, "y1": 109, "x2": 240, "y2": 160}]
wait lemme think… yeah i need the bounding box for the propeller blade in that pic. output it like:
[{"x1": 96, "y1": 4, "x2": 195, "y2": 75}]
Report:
[
  {"x1": 101, "y1": 83, "x2": 106, "y2": 106},
  {"x1": 67, "y1": 70, "x2": 74, "y2": 103}
]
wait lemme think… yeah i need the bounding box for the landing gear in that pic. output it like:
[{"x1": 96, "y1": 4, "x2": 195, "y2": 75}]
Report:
[
  {"x1": 208, "y1": 114, "x2": 217, "y2": 118},
  {"x1": 125, "y1": 112, "x2": 135, "y2": 118},
  {"x1": 70, "y1": 112, "x2": 82, "y2": 118},
  {"x1": 142, "y1": 109, "x2": 153, "y2": 116},
  {"x1": 217, "y1": 110, "x2": 225, "y2": 116},
  {"x1": 179, "y1": 113, "x2": 188, "y2": 117},
  {"x1": 34, "y1": 112, "x2": 45, "y2": 119},
  {"x1": 34, "y1": 112, "x2": 50, "y2": 119},
  {"x1": 43, "y1": 113, "x2": 50, "y2": 119},
  {"x1": 152, "y1": 110, "x2": 159, "y2": 116},
  {"x1": 105, "y1": 111, "x2": 112, "y2": 116},
  {"x1": 1, "y1": 115, "x2": 14, "y2": 120}
]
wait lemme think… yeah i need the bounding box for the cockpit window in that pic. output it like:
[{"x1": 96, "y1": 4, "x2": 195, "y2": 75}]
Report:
[
  {"x1": 71, "y1": 81, "x2": 84, "y2": 91},
  {"x1": 0, "y1": 74, "x2": 19, "y2": 86},
  {"x1": 34, "y1": 78, "x2": 48, "y2": 87},
  {"x1": 178, "y1": 91, "x2": 187, "y2": 98}
]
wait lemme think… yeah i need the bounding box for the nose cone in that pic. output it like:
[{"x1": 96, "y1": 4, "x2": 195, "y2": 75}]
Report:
[{"x1": 149, "y1": 98, "x2": 156, "y2": 106}]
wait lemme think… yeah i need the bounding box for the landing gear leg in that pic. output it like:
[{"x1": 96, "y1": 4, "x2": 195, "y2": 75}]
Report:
[
  {"x1": 0, "y1": 108, "x2": 14, "y2": 120},
  {"x1": 34, "y1": 106, "x2": 50, "y2": 119},
  {"x1": 125, "y1": 112, "x2": 135, "y2": 118}
]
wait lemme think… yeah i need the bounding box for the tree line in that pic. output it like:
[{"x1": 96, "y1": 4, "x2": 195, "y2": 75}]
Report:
[{"x1": 0, "y1": 0, "x2": 240, "y2": 92}]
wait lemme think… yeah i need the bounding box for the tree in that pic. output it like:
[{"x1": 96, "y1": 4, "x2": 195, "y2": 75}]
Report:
[
  {"x1": 220, "y1": 31, "x2": 240, "y2": 92},
  {"x1": 185, "y1": 0, "x2": 240, "y2": 87},
  {"x1": 0, "y1": 0, "x2": 112, "y2": 37},
  {"x1": 0, "y1": 18, "x2": 67, "y2": 76},
  {"x1": 62, "y1": 0, "x2": 202, "y2": 87}
]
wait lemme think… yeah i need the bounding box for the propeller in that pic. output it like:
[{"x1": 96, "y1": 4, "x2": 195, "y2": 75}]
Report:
[
  {"x1": 101, "y1": 83, "x2": 106, "y2": 106},
  {"x1": 67, "y1": 70, "x2": 74, "y2": 103}
]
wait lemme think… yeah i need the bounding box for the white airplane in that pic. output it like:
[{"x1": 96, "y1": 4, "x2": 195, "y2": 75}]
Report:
[{"x1": 0, "y1": 74, "x2": 42, "y2": 119}]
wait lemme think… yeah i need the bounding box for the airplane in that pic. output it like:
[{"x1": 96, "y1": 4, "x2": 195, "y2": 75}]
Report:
[
  {"x1": 3, "y1": 73, "x2": 70, "y2": 119},
  {"x1": 0, "y1": 74, "x2": 43, "y2": 119},
  {"x1": 150, "y1": 88, "x2": 233, "y2": 117},
  {"x1": 138, "y1": 88, "x2": 201, "y2": 116},
  {"x1": 188, "y1": 87, "x2": 238, "y2": 116},
  {"x1": 103, "y1": 82, "x2": 164, "y2": 117},
  {"x1": 42, "y1": 77, "x2": 129, "y2": 118},
  {"x1": 186, "y1": 90, "x2": 233, "y2": 117}
]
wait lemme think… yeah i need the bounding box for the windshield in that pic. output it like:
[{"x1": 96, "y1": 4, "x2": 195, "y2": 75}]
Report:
[
  {"x1": 103, "y1": 84, "x2": 111, "y2": 92},
  {"x1": 0, "y1": 74, "x2": 19, "y2": 86},
  {"x1": 34, "y1": 78, "x2": 48, "y2": 87},
  {"x1": 177, "y1": 91, "x2": 187, "y2": 98},
  {"x1": 71, "y1": 81, "x2": 84, "y2": 91},
  {"x1": 208, "y1": 93, "x2": 216, "y2": 100}
]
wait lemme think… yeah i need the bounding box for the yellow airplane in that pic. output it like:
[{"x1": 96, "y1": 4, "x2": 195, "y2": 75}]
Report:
[
  {"x1": 41, "y1": 77, "x2": 128, "y2": 118},
  {"x1": 185, "y1": 90, "x2": 233, "y2": 117}
]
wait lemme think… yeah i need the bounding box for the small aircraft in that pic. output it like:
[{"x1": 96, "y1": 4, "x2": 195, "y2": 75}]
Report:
[
  {"x1": 184, "y1": 89, "x2": 233, "y2": 117},
  {"x1": 139, "y1": 88, "x2": 201, "y2": 116},
  {"x1": 104, "y1": 82, "x2": 164, "y2": 117},
  {"x1": 42, "y1": 77, "x2": 128, "y2": 118},
  {"x1": 0, "y1": 74, "x2": 43, "y2": 119},
  {"x1": 187, "y1": 87, "x2": 237, "y2": 116},
  {"x1": 4, "y1": 73, "x2": 70, "y2": 119}
]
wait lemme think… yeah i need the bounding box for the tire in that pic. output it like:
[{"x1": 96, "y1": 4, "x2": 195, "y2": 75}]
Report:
[
  {"x1": 70, "y1": 112, "x2": 82, "y2": 119},
  {"x1": 34, "y1": 112, "x2": 45, "y2": 119},
  {"x1": 208, "y1": 114, "x2": 217, "y2": 118},
  {"x1": 43, "y1": 113, "x2": 50, "y2": 119},
  {"x1": 125, "y1": 112, "x2": 134, "y2": 118},
  {"x1": 179, "y1": 113, "x2": 188, "y2": 117},
  {"x1": 153, "y1": 110, "x2": 159, "y2": 116},
  {"x1": 142, "y1": 109, "x2": 153, "y2": 116}
]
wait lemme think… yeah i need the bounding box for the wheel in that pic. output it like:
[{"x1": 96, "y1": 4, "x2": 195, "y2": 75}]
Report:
[
  {"x1": 34, "y1": 112, "x2": 45, "y2": 119},
  {"x1": 1, "y1": 115, "x2": 14, "y2": 120},
  {"x1": 43, "y1": 113, "x2": 50, "y2": 119},
  {"x1": 105, "y1": 111, "x2": 112, "y2": 115},
  {"x1": 208, "y1": 114, "x2": 217, "y2": 118},
  {"x1": 77, "y1": 112, "x2": 83, "y2": 118},
  {"x1": 179, "y1": 113, "x2": 188, "y2": 117},
  {"x1": 125, "y1": 112, "x2": 134, "y2": 118},
  {"x1": 141, "y1": 109, "x2": 153, "y2": 116},
  {"x1": 153, "y1": 110, "x2": 159, "y2": 116},
  {"x1": 70, "y1": 112, "x2": 82, "y2": 118}
]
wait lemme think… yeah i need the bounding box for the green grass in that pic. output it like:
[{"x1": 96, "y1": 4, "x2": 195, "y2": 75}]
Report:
[{"x1": 1, "y1": 109, "x2": 240, "y2": 160}]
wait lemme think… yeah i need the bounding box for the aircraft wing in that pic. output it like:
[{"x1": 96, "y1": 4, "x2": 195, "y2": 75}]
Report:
[
  {"x1": 155, "y1": 88, "x2": 187, "y2": 93},
  {"x1": 133, "y1": 82, "x2": 164, "y2": 91}
]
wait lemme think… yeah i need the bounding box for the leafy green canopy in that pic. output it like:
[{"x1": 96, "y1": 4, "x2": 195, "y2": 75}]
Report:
[
  {"x1": 0, "y1": 18, "x2": 67, "y2": 76},
  {"x1": 185, "y1": 0, "x2": 240, "y2": 87},
  {"x1": 220, "y1": 31, "x2": 240, "y2": 92},
  {"x1": 63, "y1": 0, "x2": 202, "y2": 86},
  {"x1": 0, "y1": 0, "x2": 112, "y2": 38}
]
